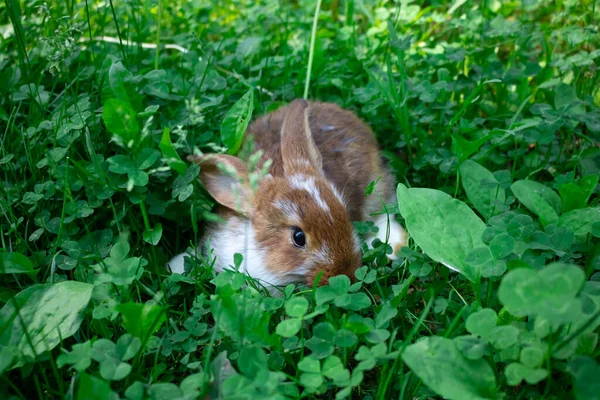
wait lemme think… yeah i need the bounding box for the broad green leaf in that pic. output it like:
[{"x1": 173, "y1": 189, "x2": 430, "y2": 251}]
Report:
[
  {"x1": 158, "y1": 128, "x2": 187, "y2": 175},
  {"x1": 375, "y1": 304, "x2": 398, "y2": 328},
  {"x1": 57, "y1": 341, "x2": 93, "y2": 372},
  {"x1": 511, "y1": 180, "x2": 561, "y2": 227},
  {"x1": 557, "y1": 207, "x2": 600, "y2": 237},
  {"x1": 396, "y1": 184, "x2": 485, "y2": 282},
  {"x1": 275, "y1": 318, "x2": 302, "y2": 337},
  {"x1": 77, "y1": 372, "x2": 118, "y2": 400},
  {"x1": 451, "y1": 133, "x2": 491, "y2": 162},
  {"x1": 298, "y1": 356, "x2": 320, "y2": 373},
  {"x1": 99, "y1": 358, "x2": 131, "y2": 381},
  {"x1": 402, "y1": 336, "x2": 497, "y2": 400},
  {"x1": 0, "y1": 252, "x2": 37, "y2": 275},
  {"x1": 505, "y1": 362, "x2": 548, "y2": 386},
  {"x1": 453, "y1": 336, "x2": 486, "y2": 360},
  {"x1": 489, "y1": 233, "x2": 515, "y2": 259},
  {"x1": 0, "y1": 346, "x2": 18, "y2": 374},
  {"x1": 558, "y1": 175, "x2": 598, "y2": 213},
  {"x1": 498, "y1": 263, "x2": 585, "y2": 324},
  {"x1": 0, "y1": 281, "x2": 93, "y2": 364},
  {"x1": 237, "y1": 346, "x2": 268, "y2": 378},
  {"x1": 520, "y1": 346, "x2": 544, "y2": 368},
  {"x1": 409, "y1": 261, "x2": 432, "y2": 277},
  {"x1": 116, "y1": 334, "x2": 141, "y2": 361},
  {"x1": 115, "y1": 302, "x2": 166, "y2": 339},
  {"x1": 569, "y1": 357, "x2": 600, "y2": 400},
  {"x1": 109, "y1": 61, "x2": 133, "y2": 104},
  {"x1": 322, "y1": 355, "x2": 349, "y2": 385},
  {"x1": 221, "y1": 88, "x2": 254, "y2": 155},
  {"x1": 334, "y1": 329, "x2": 358, "y2": 347},
  {"x1": 460, "y1": 160, "x2": 505, "y2": 220},
  {"x1": 142, "y1": 223, "x2": 163, "y2": 246},
  {"x1": 149, "y1": 383, "x2": 183, "y2": 399},
  {"x1": 102, "y1": 98, "x2": 141, "y2": 145},
  {"x1": 285, "y1": 297, "x2": 309, "y2": 318},
  {"x1": 490, "y1": 325, "x2": 520, "y2": 349},
  {"x1": 466, "y1": 308, "x2": 497, "y2": 339}
]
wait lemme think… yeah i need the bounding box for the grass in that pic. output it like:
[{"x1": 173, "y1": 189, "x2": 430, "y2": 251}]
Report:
[{"x1": 0, "y1": 0, "x2": 599, "y2": 399}]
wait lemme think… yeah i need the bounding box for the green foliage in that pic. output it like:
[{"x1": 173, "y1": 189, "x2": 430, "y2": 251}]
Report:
[
  {"x1": 0, "y1": 0, "x2": 599, "y2": 399},
  {"x1": 397, "y1": 184, "x2": 485, "y2": 282}
]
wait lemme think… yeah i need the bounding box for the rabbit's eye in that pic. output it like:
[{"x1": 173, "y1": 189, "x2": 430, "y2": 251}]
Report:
[{"x1": 292, "y1": 227, "x2": 306, "y2": 248}]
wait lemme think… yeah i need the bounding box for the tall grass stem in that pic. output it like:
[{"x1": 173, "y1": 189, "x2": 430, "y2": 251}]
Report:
[{"x1": 303, "y1": 0, "x2": 322, "y2": 99}]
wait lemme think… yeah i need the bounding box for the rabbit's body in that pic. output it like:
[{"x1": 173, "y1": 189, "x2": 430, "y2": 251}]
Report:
[{"x1": 168, "y1": 100, "x2": 406, "y2": 290}]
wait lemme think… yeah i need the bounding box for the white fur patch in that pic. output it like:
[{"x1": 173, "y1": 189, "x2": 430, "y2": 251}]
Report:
[
  {"x1": 330, "y1": 184, "x2": 346, "y2": 207},
  {"x1": 289, "y1": 174, "x2": 331, "y2": 214},
  {"x1": 314, "y1": 244, "x2": 333, "y2": 265},
  {"x1": 371, "y1": 214, "x2": 407, "y2": 260},
  {"x1": 274, "y1": 199, "x2": 301, "y2": 222},
  {"x1": 166, "y1": 252, "x2": 187, "y2": 274},
  {"x1": 208, "y1": 216, "x2": 306, "y2": 292}
]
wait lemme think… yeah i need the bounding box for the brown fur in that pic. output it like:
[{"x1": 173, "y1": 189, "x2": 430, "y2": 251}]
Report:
[
  {"x1": 195, "y1": 100, "x2": 395, "y2": 287},
  {"x1": 246, "y1": 101, "x2": 395, "y2": 221}
]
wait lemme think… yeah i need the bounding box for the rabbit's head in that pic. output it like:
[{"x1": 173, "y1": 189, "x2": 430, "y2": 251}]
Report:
[{"x1": 190, "y1": 100, "x2": 361, "y2": 287}]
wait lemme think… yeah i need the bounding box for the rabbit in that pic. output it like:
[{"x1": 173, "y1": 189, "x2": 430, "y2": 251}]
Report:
[{"x1": 167, "y1": 99, "x2": 406, "y2": 289}]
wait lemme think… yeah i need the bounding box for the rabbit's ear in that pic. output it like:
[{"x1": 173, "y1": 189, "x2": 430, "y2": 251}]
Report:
[
  {"x1": 188, "y1": 154, "x2": 253, "y2": 216},
  {"x1": 280, "y1": 99, "x2": 323, "y2": 175}
]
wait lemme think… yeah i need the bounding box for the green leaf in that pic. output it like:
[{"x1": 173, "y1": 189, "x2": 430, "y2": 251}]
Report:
[
  {"x1": 558, "y1": 174, "x2": 599, "y2": 213},
  {"x1": 569, "y1": 357, "x2": 600, "y2": 400},
  {"x1": 505, "y1": 362, "x2": 548, "y2": 386},
  {"x1": 557, "y1": 207, "x2": 600, "y2": 237},
  {"x1": 396, "y1": 184, "x2": 486, "y2": 282},
  {"x1": 149, "y1": 383, "x2": 183, "y2": 399},
  {"x1": 102, "y1": 98, "x2": 141, "y2": 144},
  {"x1": 158, "y1": 128, "x2": 187, "y2": 176},
  {"x1": 402, "y1": 337, "x2": 497, "y2": 400},
  {"x1": 490, "y1": 325, "x2": 520, "y2": 349},
  {"x1": 142, "y1": 223, "x2": 163, "y2": 246},
  {"x1": 298, "y1": 356, "x2": 320, "y2": 373},
  {"x1": 480, "y1": 259, "x2": 507, "y2": 278},
  {"x1": 466, "y1": 308, "x2": 497, "y2": 339},
  {"x1": 511, "y1": 180, "x2": 561, "y2": 227},
  {"x1": 334, "y1": 329, "x2": 358, "y2": 348},
  {"x1": 316, "y1": 275, "x2": 351, "y2": 306},
  {"x1": 592, "y1": 221, "x2": 600, "y2": 238},
  {"x1": 57, "y1": 341, "x2": 93, "y2": 372},
  {"x1": 375, "y1": 304, "x2": 398, "y2": 329},
  {"x1": 520, "y1": 346, "x2": 544, "y2": 368},
  {"x1": 453, "y1": 336, "x2": 486, "y2": 360},
  {"x1": 115, "y1": 302, "x2": 166, "y2": 339},
  {"x1": 345, "y1": 293, "x2": 372, "y2": 311},
  {"x1": 0, "y1": 281, "x2": 93, "y2": 363},
  {"x1": 451, "y1": 133, "x2": 491, "y2": 162},
  {"x1": 275, "y1": 318, "x2": 302, "y2": 337},
  {"x1": 0, "y1": 252, "x2": 38, "y2": 275},
  {"x1": 498, "y1": 263, "x2": 585, "y2": 324},
  {"x1": 489, "y1": 233, "x2": 515, "y2": 259},
  {"x1": 100, "y1": 358, "x2": 132, "y2": 381},
  {"x1": 108, "y1": 61, "x2": 133, "y2": 104},
  {"x1": 409, "y1": 261, "x2": 433, "y2": 277},
  {"x1": 238, "y1": 346, "x2": 268, "y2": 378},
  {"x1": 322, "y1": 355, "x2": 350, "y2": 385},
  {"x1": 285, "y1": 297, "x2": 309, "y2": 318},
  {"x1": 221, "y1": 88, "x2": 254, "y2": 155},
  {"x1": 77, "y1": 372, "x2": 118, "y2": 400},
  {"x1": 460, "y1": 160, "x2": 505, "y2": 220},
  {"x1": 116, "y1": 334, "x2": 141, "y2": 361},
  {"x1": 506, "y1": 214, "x2": 535, "y2": 241}
]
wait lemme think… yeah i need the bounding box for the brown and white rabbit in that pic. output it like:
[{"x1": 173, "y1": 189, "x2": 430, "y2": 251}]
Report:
[{"x1": 167, "y1": 99, "x2": 406, "y2": 289}]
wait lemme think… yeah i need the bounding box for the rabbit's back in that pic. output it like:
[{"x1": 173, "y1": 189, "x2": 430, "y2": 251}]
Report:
[{"x1": 245, "y1": 102, "x2": 393, "y2": 221}]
